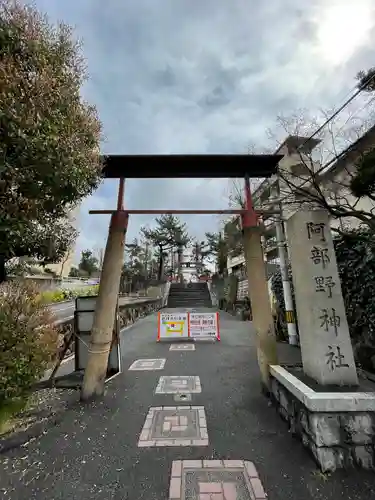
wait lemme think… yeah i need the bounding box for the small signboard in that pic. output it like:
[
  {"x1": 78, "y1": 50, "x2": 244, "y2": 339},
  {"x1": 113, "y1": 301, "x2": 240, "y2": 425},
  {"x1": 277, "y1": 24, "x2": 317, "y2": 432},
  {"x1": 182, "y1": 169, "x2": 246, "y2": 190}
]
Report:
[
  {"x1": 189, "y1": 312, "x2": 220, "y2": 341},
  {"x1": 157, "y1": 312, "x2": 189, "y2": 341},
  {"x1": 74, "y1": 296, "x2": 121, "y2": 375}
]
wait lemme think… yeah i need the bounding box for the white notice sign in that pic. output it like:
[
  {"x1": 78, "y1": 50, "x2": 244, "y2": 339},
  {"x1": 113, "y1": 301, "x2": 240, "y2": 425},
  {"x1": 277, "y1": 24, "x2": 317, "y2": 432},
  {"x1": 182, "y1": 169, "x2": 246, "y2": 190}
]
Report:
[
  {"x1": 157, "y1": 312, "x2": 189, "y2": 340},
  {"x1": 189, "y1": 312, "x2": 220, "y2": 340}
]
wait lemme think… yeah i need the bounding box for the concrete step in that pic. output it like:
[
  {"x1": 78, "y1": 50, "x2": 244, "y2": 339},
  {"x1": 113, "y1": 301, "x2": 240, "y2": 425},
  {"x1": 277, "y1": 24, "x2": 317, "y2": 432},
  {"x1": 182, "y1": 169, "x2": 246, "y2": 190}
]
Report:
[{"x1": 167, "y1": 301, "x2": 212, "y2": 307}]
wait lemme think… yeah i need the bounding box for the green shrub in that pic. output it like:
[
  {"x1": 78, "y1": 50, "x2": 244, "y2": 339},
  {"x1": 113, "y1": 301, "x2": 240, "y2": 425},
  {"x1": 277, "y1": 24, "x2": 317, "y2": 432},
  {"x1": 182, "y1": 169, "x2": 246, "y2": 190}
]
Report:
[
  {"x1": 40, "y1": 285, "x2": 99, "y2": 304},
  {"x1": 334, "y1": 230, "x2": 375, "y2": 370},
  {"x1": 0, "y1": 282, "x2": 58, "y2": 414}
]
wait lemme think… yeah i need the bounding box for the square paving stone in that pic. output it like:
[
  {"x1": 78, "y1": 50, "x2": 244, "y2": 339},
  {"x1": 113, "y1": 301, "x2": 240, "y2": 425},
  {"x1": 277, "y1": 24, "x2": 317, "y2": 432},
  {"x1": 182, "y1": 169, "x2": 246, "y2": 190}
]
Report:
[
  {"x1": 155, "y1": 376, "x2": 201, "y2": 394},
  {"x1": 138, "y1": 406, "x2": 208, "y2": 447},
  {"x1": 169, "y1": 460, "x2": 266, "y2": 499},
  {"x1": 128, "y1": 359, "x2": 166, "y2": 371},
  {"x1": 170, "y1": 344, "x2": 196, "y2": 351}
]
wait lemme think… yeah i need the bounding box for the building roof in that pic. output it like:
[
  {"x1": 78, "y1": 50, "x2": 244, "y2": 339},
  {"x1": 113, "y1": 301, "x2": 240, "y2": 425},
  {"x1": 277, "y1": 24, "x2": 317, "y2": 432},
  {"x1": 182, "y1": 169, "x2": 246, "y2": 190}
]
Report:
[
  {"x1": 100, "y1": 154, "x2": 283, "y2": 179},
  {"x1": 252, "y1": 134, "x2": 321, "y2": 199},
  {"x1": 319, "y1": 123, "x2": 375, "y2": 182},
  {"x1": 274, "y1": 135, "x2": 321, "y2": 155}
]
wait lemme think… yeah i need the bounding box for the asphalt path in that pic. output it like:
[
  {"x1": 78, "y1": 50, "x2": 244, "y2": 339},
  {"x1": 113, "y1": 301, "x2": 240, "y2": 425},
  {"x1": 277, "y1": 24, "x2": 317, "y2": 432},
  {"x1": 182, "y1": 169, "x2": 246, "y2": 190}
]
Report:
[{"x1": 1, "y1": 309, "x2": 375, "y2": 500}]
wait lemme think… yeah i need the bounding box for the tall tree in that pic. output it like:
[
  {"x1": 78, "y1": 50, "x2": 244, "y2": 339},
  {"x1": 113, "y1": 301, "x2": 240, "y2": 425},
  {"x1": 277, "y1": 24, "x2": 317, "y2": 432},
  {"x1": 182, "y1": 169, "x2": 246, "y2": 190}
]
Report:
[
  {"x1": 356, "y1": 68, "x2": 375, "y2": 92},
  {"x1": 204, "y1": 232, "x2": 228, "y2": 275},
  {"x1": 142, "y1": 215, "x2": 190, "y2": 280},
  {"x1": 78, "y1": 250, "x2": 98, "y2": 277},
  {"x1": 125, "y1": 239, "x2": 142, "y2": 267},
  {"x1": 0, "y1": 0, "x2": 102, "y2": 281}
]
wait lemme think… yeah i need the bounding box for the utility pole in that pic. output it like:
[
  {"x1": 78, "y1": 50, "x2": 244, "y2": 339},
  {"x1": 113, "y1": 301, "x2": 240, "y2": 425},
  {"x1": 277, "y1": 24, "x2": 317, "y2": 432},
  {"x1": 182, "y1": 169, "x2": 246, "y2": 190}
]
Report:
[
  {"x1": 270, "y1": 186, "x2": 298, "y2": 346},
  {"x1": 242, "y1": 176, "x2": 278, "y2": 392},
  {"x1": 275, "y1": 216, "x2": 298, "y2": 345},
  {"x1": 81, "y1": 178, "x2": 127, "y2": 401}
]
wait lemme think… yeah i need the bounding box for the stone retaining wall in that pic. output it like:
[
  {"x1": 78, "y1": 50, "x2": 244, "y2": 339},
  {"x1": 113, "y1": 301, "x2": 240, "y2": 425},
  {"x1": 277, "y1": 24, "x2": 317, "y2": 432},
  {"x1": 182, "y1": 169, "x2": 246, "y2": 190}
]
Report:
[{"x1": 270, "y1": 375, "x2": 375, "y2": 471}]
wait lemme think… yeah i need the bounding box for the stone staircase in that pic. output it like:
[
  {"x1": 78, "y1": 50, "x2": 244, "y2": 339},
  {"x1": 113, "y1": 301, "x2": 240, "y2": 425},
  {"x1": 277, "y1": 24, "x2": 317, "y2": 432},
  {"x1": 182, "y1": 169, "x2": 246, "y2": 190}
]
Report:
[{"x1": 167, "y1": 282, "x2": 212, "y2": 308}]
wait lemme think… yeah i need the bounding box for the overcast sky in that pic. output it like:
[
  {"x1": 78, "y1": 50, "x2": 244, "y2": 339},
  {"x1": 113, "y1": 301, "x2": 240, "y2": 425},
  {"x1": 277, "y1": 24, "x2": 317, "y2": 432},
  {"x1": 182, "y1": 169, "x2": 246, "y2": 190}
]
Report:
[{"x1": 33, "y1": 0, "x2": 375, "y2": 262}]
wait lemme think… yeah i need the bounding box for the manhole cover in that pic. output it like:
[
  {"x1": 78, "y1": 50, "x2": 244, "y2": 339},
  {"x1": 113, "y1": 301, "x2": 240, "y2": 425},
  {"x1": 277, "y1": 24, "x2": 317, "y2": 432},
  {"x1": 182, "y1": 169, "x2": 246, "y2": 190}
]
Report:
[{"x1": 174, "y1": 393, "x2": 192, "y2": 402}]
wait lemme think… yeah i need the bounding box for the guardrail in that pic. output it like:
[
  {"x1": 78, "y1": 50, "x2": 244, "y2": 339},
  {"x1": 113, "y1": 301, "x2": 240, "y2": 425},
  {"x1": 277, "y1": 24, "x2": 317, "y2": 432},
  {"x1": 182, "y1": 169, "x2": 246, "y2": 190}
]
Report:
[{"x1": 53, "y1": 296, "x2": 164, "y2": 362}]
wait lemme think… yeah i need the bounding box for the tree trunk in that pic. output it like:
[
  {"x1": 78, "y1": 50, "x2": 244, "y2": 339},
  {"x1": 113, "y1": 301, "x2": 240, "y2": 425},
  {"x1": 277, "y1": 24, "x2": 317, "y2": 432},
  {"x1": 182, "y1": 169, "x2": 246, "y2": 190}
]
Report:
[
  {"x1": 177, "y1": 247, "x2": 183, "y2": 283},
  {"x1": 157, "y1": 247, "x2": 164, "y2": 281}
]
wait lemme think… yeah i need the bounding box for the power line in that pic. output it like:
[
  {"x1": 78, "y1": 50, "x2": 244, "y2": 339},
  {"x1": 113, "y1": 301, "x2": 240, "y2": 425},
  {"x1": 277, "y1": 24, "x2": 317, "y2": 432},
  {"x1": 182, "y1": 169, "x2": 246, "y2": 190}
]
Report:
[{"x1": 297, "y1": 71, "x2": 375, "y2": 152}]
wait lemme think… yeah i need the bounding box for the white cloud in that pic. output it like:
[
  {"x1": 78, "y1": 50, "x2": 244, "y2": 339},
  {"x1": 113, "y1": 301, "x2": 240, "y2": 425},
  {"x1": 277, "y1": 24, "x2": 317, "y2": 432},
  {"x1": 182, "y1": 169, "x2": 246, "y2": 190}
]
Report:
[{"x1": 33, "y1": 0, "x2": 375, "y2": 262}]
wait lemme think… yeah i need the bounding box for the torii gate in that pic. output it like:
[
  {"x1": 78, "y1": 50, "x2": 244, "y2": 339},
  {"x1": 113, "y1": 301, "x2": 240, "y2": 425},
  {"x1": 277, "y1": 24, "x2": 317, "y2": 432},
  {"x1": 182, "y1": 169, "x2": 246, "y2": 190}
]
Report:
[{"x1": 81, "y1": 154, "x2": 283, "y2": 401}]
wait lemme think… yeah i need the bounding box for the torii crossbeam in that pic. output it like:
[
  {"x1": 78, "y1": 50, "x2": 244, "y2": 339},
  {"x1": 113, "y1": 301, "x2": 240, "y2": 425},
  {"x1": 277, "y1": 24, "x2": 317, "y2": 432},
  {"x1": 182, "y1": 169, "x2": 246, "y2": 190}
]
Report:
[{"x1": 81, "y1": 154, "x2": 283, "y2": 402}]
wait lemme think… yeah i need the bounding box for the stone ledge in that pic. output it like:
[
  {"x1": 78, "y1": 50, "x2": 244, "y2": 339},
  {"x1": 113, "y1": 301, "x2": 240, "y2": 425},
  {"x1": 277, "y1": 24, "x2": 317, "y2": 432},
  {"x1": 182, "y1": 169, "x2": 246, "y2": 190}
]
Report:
[
  {"x1": 270, "y1": 365, "x2": 375, "y2": 412},
  {"x1": 270, "y1": 366, "x2": 375, "y2": 471}
]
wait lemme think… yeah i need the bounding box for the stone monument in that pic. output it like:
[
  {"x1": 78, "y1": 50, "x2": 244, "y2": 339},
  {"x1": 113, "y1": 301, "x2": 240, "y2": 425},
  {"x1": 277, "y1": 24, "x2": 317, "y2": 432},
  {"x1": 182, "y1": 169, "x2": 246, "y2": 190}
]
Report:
[{"x1": 286, "y1": 210, "x2": 358, "y2": 386}]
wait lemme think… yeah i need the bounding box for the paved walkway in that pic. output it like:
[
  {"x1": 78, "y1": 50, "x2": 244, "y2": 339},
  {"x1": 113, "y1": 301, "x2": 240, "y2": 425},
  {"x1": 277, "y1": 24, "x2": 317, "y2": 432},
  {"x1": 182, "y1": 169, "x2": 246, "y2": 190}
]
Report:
[{"x1": 1, "y1": 309, "x2": 375, "y2": 499}]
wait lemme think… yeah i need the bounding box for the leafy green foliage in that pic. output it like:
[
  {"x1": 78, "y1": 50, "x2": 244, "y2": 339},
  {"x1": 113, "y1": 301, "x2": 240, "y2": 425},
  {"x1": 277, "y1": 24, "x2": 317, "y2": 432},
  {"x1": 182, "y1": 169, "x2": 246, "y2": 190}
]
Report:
[
  {"x1": 271, "y1": 229, "x2": 375, "y2": 371},
  {"x1": 78, "y1": 250, "x2": 98, "y2": 277},
  {"x1": 40, "y1": 285, "x2": 99, "y2": 303},
  {"x1": 14, "y1": 218, "x2": 77, "y2": 265},
  {"x1": 334, "y1": 230, "x2": 375, "y2": 370},
  {"x1": 203, "y1": 217, "x2": 243, "y2": 274},
  {"x1": 204, "y1": 232, "x2": 228, "y2": 274},
  {"x1": 120, "y1": 237, "x2": 160, "y2": 292},
  {"x1": 350, "y1": 148, "x2": 375, "y2": 198},
  {"x1": 0, "y1": 281, "x2": 57, "y2": 408},
  {"x1": 142, "y1": 215, "x2": 190, "y2": 249},
  {"x1": 68, "y1": 266, "x2": 80, "y2": 277},
  {"x1": 224, "y1": 217, "x2": 243, "y2": 257},
  {"x1": 141, "y1": 215, "x2": 190, "y2": 280},
  {"x1": 0, "y1": 0, "x2": 101, "y2": 266},
  {"x1": 357, "y1": 67, "x2": 375, "y2": 92}
]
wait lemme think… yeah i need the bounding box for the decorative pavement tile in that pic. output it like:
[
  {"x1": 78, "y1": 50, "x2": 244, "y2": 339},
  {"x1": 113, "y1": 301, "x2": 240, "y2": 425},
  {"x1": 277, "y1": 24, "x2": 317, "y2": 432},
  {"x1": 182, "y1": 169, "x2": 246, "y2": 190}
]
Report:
[
  {"x1": 170, "y1": 344, "x2": 196, "y2": 351},
  {"x1": 138, "y1": 406, "x2": 208, "y2": 447},
  {"x1": 128, "y1": 359, "x2": 166, "y2": 371},
  {"x1": 169, "y1": 460, "x2": 266, "y2": 499},
  {"x1": 155, "y1": 376, "x2": 201, "y2": 394}
]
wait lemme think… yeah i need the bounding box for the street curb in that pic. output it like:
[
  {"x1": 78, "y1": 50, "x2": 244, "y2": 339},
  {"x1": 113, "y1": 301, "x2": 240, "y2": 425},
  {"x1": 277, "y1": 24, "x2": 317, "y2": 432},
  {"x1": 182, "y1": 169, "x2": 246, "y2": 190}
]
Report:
[{"x1": 0, "y1": 393, "x2": 79, "y2": 455}]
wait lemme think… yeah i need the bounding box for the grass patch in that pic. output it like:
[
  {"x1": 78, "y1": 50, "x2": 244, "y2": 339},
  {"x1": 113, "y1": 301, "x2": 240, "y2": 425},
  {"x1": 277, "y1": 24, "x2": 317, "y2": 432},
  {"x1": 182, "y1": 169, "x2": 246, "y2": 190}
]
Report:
[{"x1": 0, "y1": 396, "x2": 28, "y2": 435}]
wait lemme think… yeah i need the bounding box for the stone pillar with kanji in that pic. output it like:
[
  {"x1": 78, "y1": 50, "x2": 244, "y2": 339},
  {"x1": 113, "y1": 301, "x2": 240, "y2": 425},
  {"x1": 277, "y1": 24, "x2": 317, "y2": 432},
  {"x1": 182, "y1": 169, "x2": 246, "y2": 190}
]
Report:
[{"x1": 286, "y1": 210, "x2": 358, "y2": 386}]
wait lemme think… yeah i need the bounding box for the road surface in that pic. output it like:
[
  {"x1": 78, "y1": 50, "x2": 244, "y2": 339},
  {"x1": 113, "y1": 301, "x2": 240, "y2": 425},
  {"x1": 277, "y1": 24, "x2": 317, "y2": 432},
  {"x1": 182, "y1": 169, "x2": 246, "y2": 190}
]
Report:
[
  {"x1": 2, "y1": 308, "x2": 375, "y2": 500},
  {"x1": 49, "y1": 301, "x2": 76, "y2": 322},
  {"x1": 49, "y1": 296, "x2": 155, "y2": 323}
]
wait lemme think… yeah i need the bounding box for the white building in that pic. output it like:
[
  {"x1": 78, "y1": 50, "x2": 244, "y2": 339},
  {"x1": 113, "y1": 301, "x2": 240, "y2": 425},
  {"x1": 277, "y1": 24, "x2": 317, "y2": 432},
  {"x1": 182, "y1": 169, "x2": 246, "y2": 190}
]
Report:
[
  {"x1": 45, "y1": 205, "x2": 81, "y2": 277},
  {"x1": 227, "y1": 127, "x2": 375, "y2": 272}
]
